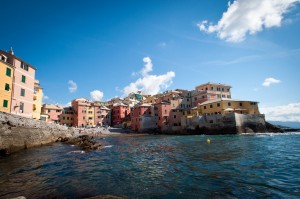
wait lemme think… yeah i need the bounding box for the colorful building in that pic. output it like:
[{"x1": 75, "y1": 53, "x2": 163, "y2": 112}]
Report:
[
  {"x1": 131, "y1": 103, "x2": 154, "y2": 131},
  {"x1": 0, "y1": 48, "x2": 36, "y2": 118},
  {"x1": 41, "y1": 104, "x2": 63, "y2": 123},
  {"x1": 154, "y1": 101, "x2": 171, "y2": 130},
  {"x1": 0, "y1": 53, "x2": 14, "y2": 113},
  {"x1": 191, "y1": 82, "x2": 232, "y2": 106},
  {"x1": 93, "y1": 102, "x2": 111, "y2": 127},
  {"x1": 72, "y1": 98, "x2": 92, "y2": 128},
  {"x1": 196, "y1": 98, "x2": 260, "y2": 116},
  {"x1": 59, "y1": 107, "x2": 74, "y2": 127},
  {"x1": 32, "y1": 80, "x2": 43, "y2": 119},
  {"x1": 112, "y1": 102, "x2": 131, "y2": 126}
]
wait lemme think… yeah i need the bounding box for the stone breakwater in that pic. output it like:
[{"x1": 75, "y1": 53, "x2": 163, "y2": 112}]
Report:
[{"x1": 0, "y1": 111, "x2": 76, "y2": 155}]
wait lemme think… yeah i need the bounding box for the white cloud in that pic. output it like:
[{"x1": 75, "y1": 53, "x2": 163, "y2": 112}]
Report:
[
  {"x1": 59, "y1": 102, "x2": 71, "y2": 108},
  {"x1": 90, "y1": 90, "x2": 104, "y2": 101},
  {"x1": 68, "y1": 80, "x2": 77, "y2": 93},
  {"x1": 198, "y1": 0, "x2": 299, "y2": 42},
  {"x1": 141, "y1": 57, "x2": 153, "y2": 76},
  {"x1": 262, "y1": 77, "x2": 281, "y2": 87},
  {"x1": 261, "y1": 103, "x2": 300, "y2": 122},
  {"x1": 122, "y1": 57, "x2": 176, "y2": 96},
  {"x1": 43, "y1": 95, "x2": 49, "y2": 100}
]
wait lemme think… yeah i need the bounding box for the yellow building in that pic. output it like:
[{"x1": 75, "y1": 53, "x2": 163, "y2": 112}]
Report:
[
  {"x1": 196, "y1": 98, "x2": 260, "y2": 116},
  {"x1": 86, "y1": 104, "x2": 95, "y2": 126},
  {"x1": 32, "y1": 80, "x2": 43, "y2": 119},
  {"x1": 0, "y1": 55, "x2": 14, "y2": 113}
]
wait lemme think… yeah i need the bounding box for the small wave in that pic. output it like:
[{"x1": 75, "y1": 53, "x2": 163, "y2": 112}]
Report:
[
  {"x1": 67, "y1": 150, "x2": 85, "y2": 154},
  {"x1": 104, "y1": 145, "x2": 113, "y2": 148},
  {"x1": 242, "y1": 132, "x2": 300, "y2": 136}
]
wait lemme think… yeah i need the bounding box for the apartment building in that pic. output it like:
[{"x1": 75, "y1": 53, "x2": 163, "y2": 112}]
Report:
[
  {"x1": 41, "y1": 104, "x2": 63, "y2": 123},
  {"x1": 32, "y1": 80, "x2": 43, "y2": 119},
  {"x1": 0, "y1": 48, "x2": 36, "y2": 118},
  {"x1": 0, "y1": 53, "x2": 14, "y2": 113}
]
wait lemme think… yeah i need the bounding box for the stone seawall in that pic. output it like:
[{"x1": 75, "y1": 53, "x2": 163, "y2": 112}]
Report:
[{"x1": 0, "y1": 111, "x2": 76, "y2": 155}]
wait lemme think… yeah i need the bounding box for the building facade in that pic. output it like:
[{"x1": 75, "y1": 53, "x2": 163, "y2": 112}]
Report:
[
  {"x1": 112, "y1": 103, "x2": 131, "y2": 126},
  {"x1": 93, "y1": 103, "x2": 111, "y2": 127},
  {"x1": 0, "y1": 54, "x2": 14, "y2": 113},
  {"x1": 32, "y1": 80, "x2": 43, "y2": 119},
  {"x1": 0, "y1": 49, "x2": 36, "y2": 118},
  {"x1": 41, "y1": 104, "x2": 63, "y2": 123},
  {"x1": 59, "y1": 107, "x2": 74, "y2": 127}
]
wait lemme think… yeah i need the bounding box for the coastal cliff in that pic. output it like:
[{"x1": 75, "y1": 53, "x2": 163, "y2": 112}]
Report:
[{"x1": 0, "y1": 112, "x2": 76, "y2": 155}]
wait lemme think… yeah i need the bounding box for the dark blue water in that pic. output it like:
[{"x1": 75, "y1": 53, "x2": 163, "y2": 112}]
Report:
[{"x1": 1, "y1": 133, "x2": 300, "y2": 199}]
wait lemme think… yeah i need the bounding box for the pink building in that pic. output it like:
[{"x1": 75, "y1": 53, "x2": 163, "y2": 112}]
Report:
[
  {"x1": 41, "y1": 104, "x2": 63, "y2": 123},
  {"x1": 0, "y1": 48, "x2": 36, "y2": 118},
  {"x1": 131, "y1": 103, "x2": 153, "y2": 131},
  {"x1": 112, "y1": 103, "x2": 131, "y2": 126},
  {"x1": 93, "y1": 103, "x2": 111, "y2": 127},
  {"x1": 154, "y1": 101, "x2": 171, "y2": 130},
  {"x1": 72, "y1": 98, "x2": 92, "y2": 128}
]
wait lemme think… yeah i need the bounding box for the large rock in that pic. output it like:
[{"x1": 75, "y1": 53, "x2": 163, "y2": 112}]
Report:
[{"x1": 0, "y1": 111, "x2": 76, "y2": 155}]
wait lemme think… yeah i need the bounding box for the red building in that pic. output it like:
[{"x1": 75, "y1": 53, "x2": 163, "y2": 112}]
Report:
[
  {"x1": 72, "y1": 98, "x2": 93, "y2": 128},
  {"x1": 154, "y1": 101, "x2": 171, "y2": 130},
  {"x1": 112, "y1": 102, "x2": 131, "y2": 126},
  {"x1": 131, "y1": 103, "x2": 152, "y2": 131}
]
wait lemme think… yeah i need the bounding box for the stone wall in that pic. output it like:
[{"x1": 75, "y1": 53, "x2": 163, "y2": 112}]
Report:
[{"x1": 0, "y1": 111, "x2": 76, "y2": 155}]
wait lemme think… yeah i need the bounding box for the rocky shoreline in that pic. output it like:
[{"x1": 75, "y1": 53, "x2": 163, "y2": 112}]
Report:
[{"x1": 0, "y1": 111, "x2": 286, "y2": 156}]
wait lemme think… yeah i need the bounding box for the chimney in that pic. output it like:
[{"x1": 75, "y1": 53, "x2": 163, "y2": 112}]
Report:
[{"x1": 9, "y1": 47, "x2": 14, "y2": 55}]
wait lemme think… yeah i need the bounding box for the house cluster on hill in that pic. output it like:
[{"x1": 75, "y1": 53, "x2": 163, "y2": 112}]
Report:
[
  {"x1": 1, "y1": 49, "x2": 263, "y2": 133},
  {"x1": 41, "y1": 82, "x2": 262, "y2": 133}
]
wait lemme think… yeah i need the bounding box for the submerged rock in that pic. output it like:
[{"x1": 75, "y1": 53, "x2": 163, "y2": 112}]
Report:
[{"x1": 58, "y1": 135, "x2": 103, "y2": 150}]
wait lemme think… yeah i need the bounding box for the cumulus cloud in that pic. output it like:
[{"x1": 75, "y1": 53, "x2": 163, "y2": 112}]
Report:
[
  {"x1": 68, "y1": 80, "x2": 77, "y2": 93},
  {"x1": 198, "y1": 0, "x2": 299, "y2": 42},
  {"x1": 43, "y1": 95, "x2": 49, "y2": 100},
  {"x1": 261, "y1": 103, "x2": 300, "y2": 122},
  {"x1": 141, "y1": 57, "x2": 153, "y2": 76},
  {"x1": 122, "y1": 57, "x2": 176, "y2": 96},
  {"x1": 90, "y1": 90, "x2": 104, "y2": 101},
  {"x1": 262, "y1": 77, "x2": 281, "y2": 87}
]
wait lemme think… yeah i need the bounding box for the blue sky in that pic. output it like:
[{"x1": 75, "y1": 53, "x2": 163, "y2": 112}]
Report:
[{"x1": 1, "y1": 0, "x2": 300, "y2": 122}]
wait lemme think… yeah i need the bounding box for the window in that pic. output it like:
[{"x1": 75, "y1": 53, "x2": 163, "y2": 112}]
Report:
[
  {"x1": 21, "y1": 75, "x2": 26, "y2": 83},
  {"x1": 67, "y1": 117, "x2": 69, "y2": 120},
  {"x1": 222, "y1": 88, "x2": 224, "y2": 91},
  {"x1": 217, "y1": 103, "x2": 220, "y2": 107},
  {"x1": 48, "y1": 109, "x2": 50, "y2": 113},
  {"x1": 63, "y1": 117, "x2": 65, "y2": 120},
  {"x1": 3, "y1": 100, "x2": 8, "y2": 108},
  {"x1": 56, "y1": 110, "x2": 61, "y2": 113},
  {"x1": 210, "y1": 104, "x2": 213, "y2": 108},
  {"x1": 98, "y1": 116, "x2": 101, "y2": 118},
  {"x1": 204, "y1": 106, "x2": 206, "y2": 109},
  {"x1": 239, "y1": 102, "x2": 243, "y2": 106},
  {"x1": 6, "y1": 68, "x2": 11, "y2": 77},
  {"x1": 20, "y1": 89, "x2": 25, "y2": 97},
  {"x1": 173, "y1": 115, "x2": 176, "y2": 118},
  {"x1": 211, "y1": 87, "x2": 213, "y2": 91},
  {"x1": 20, "y1": 102, "x2": 24, "y2": 113},
  {"x1": 5, "y1": 83, "x2": 10, "y2": 91},
  {"x1": 83, "y1": 117, "x2": 85, "y2": 120},
  {"x1": 21, "y1": 62, "x2": 29, "y2": 71},
  {"x1": 194, "y1": 97, "x2": 197, "y2": 101},
  {"x1": 165, "y1": 110, "x2": 167, "y2": 114},
  {"x1": 228, "y1": 102, "x2": 231, "y2": 106}
]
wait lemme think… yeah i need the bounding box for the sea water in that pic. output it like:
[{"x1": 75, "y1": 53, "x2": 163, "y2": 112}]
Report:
[{"x1": 0, "y1": 133, "x2": 300, "y2": 198}]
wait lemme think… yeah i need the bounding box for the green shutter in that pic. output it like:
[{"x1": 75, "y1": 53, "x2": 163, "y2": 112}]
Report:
[
  {"x1": 5, "y1": 83, "x2": 10, "y2": 91},
  {"x1": 6, "y1": 68, "x2": 11, "y2": 77},
  {"x1": 3, "y1": 100, "x2": 8, "y2": 108},
  {"x1": 21, "y1": 89, "x2": 25, "y2": 96},
  {"x1": 22, "y1": 75, "x2": 26, "y2": 83}
]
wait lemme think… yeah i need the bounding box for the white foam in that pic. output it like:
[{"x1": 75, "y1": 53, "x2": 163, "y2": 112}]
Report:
[
  {"x1": 67, "y1": 150, "x2": 85, "y2": 154},
  {"x1": 104, "y1": 145, "x2": 113, "y2": 148}
]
